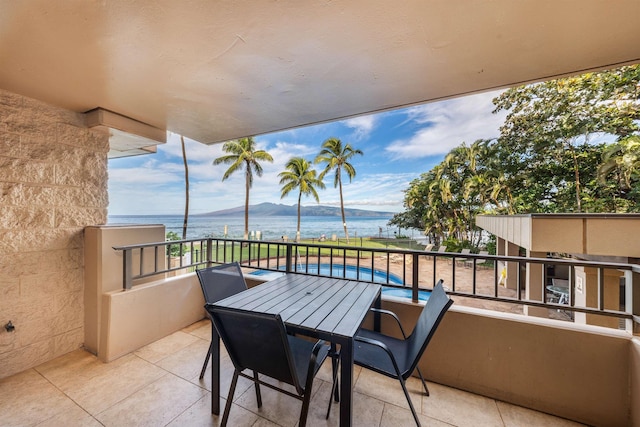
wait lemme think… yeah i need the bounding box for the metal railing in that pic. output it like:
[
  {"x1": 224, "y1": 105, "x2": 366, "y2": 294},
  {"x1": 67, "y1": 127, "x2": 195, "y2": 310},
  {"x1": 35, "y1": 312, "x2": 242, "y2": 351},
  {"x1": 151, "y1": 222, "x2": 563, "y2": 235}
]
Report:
[{"x1": 113, "y1": 237, "x2": 638, "y2": 332}]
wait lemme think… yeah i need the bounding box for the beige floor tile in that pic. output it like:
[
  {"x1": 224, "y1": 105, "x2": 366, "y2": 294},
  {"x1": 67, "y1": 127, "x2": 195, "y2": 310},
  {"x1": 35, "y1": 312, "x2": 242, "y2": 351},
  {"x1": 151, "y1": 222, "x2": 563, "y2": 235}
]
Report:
[
  {"x1": 353, "y1": 366, "x2": 425, "y2": 411},
  {"x1": 185, "y1": 319, "x2": 213, "y2": 341},
  {"x1": 182, "y1": 318, "x2": 210, "y2": 334},
  {"x1": 34, "y1": 401, "x2": 102, "y2": 427},
  {"x1": 167, "y1": 393, "x2": 262, "y2": 427},
  {"x1": 47, "y1": 353, "x2": 167, "y2": 415},
  {"x1": 194, "y1": 353, "x2": 257, "y2": 401},
  {"x1": 0, "y1": 369, "x2": 81, "y2": 427},
  {"x1": 156, "y1": 337, "x2": 211, "y2": 379},
  {"x1": 380, "y1": 402, "x2": 452, "y2": 427},
  {"x1": 497, "y1": 401, "x2": 588, "y2": 427},
  {"x1": 309, "y1": 380, "x2": 384, "y2": 427},
  {"x1": 134, "y1": 330, "x2": 200, "y2": 364},
  {"x1": 34, "y1": 348, "x2": 111, "y2": 390},
  {"x1": 96, "y1": 373, "x2": 206, "y2": 426},
  {"x1": 421, "y1": 382, "x2": 503, "y2": 427},
  {"x1": 251, "y1": 418, "x2": 284, "y2": 427},
  {"x1": 234, "y1": 376, "x2": 306, "y2": 427}
]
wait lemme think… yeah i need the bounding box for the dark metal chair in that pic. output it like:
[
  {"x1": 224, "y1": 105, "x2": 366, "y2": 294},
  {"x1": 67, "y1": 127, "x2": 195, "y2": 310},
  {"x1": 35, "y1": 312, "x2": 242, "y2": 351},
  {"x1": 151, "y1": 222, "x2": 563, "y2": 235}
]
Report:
[
  {"x1": 207, "y1": 305, "x2": 330, "y2": 427},
  {"x1": 333, "y1": 279, "x2": 452, "y2": 426},
  {"x1": 196, "y1": 262, "x2": 248, "y2": 379}
]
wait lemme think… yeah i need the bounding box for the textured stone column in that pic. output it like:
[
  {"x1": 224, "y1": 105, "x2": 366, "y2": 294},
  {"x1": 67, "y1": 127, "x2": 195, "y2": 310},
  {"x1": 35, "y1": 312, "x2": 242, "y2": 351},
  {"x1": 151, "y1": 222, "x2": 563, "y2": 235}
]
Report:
[{"x1": 0, "y1": 89, "x2": 109, "y2": 379}]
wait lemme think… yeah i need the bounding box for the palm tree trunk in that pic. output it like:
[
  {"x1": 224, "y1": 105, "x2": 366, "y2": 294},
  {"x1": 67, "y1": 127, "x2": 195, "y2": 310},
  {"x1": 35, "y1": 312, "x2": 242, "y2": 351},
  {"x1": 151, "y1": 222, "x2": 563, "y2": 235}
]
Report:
[
  {"x1": 244, "y1": 169, "x2": 250, "y2": 240},
  {"x1": 569, "y1": 142, "x2": 582, "y2": 212},
  {"x1": 338, "y1": 175, "x2": 349, "y2": 243},
  {"x1": 296, "y1": 192, "x2": 302, "y2": 242},
  {"x1": 181, "y1": 136, "x2": 189, "y2": 240}
]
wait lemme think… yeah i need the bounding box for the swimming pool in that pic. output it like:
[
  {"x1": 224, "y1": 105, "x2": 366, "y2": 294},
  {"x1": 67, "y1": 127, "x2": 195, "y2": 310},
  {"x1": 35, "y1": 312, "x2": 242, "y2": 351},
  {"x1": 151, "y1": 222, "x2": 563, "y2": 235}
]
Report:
[
  {"x1": 284, "y1": 263, "x2": 404, "y2": 285},
  {"x1": 249, "y1": 265, "x2": 430, "y2": 301},
  {"x1": 250, "y1": 263, "x2": 403, "y2": 284},
  {"x1": 381, "y1": 287, "x2": 431, "y2": 302}
]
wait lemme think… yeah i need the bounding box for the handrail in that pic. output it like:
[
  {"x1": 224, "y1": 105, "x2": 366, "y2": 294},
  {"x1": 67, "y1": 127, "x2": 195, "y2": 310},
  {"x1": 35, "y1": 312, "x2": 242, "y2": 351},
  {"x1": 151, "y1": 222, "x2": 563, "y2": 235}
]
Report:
[{"x1": 113, "y1": 237, "x2": 636, "y2": 332}]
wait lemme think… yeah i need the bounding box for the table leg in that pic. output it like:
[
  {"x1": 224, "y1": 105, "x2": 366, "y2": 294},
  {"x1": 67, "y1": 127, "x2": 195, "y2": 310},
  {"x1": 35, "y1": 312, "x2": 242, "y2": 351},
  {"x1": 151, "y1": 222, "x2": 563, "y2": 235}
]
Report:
[
  {"x1": 339, "y1": 338, "x2": 353, "y2": 426},
  {"x1": 211, "y1": 328, "x2": 220, "y2": 415}
]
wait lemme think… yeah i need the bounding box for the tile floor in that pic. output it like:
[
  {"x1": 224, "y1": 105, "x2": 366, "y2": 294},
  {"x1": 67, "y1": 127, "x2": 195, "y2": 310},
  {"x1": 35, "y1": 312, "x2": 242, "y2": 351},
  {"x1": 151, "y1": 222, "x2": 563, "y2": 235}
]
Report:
[{"x1": 0, "y1": 319, "x2": 586, "y2": 427}]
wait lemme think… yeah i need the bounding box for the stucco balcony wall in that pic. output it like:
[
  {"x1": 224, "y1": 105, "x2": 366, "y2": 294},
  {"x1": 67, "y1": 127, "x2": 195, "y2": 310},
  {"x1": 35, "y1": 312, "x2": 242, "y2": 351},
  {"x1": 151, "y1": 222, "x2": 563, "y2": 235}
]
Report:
[
  {"x1": 100, "y1": 273, "x2": 204, "y2": 362},
  {"x1": 0, "y1": 89, "x2": 109, "y2": 379},
  {"x1": 365, "y1": 299, "x2": 635, "y2": 427}
]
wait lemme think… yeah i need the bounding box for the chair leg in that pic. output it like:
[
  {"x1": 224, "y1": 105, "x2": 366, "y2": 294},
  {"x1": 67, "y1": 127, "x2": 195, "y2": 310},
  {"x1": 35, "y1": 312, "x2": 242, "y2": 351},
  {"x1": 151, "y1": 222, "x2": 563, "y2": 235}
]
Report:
[
  {"x1": 398, "y1": 376, "x2": 421, "y2": 427},
  {"x1": 199, "y1": 341, "x2": 213, "y2": 379},
  {"x1": 221, "y1": 369, "x2": 239, "y2": 427},
  {"x1": 415, "y1": 367, "x2": 430, "y2": 396},
  {"x1": 299, "y1": 385, "x2": 313, "y2": 427},
  {"x1": 253, "y1": 371, "x2": 262, "y2": 408},
  {"x1": 325, "y1": 352, "x2": 340, "y2": 419}
]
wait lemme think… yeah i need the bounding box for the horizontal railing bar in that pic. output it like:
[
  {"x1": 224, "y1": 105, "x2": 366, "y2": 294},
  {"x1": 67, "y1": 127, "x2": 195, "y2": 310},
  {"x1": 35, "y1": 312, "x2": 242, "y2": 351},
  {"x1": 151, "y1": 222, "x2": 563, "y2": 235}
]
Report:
[{"x1": 445, "y1": 291, "x2": 631, "y2": 319}]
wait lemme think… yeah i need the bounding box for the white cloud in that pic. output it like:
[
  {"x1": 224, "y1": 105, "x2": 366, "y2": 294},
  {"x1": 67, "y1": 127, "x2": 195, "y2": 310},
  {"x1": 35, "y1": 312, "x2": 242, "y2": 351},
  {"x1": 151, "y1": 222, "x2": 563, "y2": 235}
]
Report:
[
  {"x1": 343, "y1": 114, "x2": 377, "y2": 140},
  {"x1": 313, "y1": 172, "x2": 413, "y2": 213},
  {"x1": 386, "y1": 90, "x2": 507, "y2": 159}
]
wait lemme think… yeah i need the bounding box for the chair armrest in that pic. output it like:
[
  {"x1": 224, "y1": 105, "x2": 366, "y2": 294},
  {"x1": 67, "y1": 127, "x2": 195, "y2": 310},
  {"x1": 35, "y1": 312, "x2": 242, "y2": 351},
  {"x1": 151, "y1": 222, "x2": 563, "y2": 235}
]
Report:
[
  {"x1": 304, "y1": 339, "x2": 328, "y2": 392},
  {"x1": 369, "y1": 308, "x2": 408, "y2": 338},
  {"x1": 354, "y1": 335, "x2": 403, "y2": 376}
]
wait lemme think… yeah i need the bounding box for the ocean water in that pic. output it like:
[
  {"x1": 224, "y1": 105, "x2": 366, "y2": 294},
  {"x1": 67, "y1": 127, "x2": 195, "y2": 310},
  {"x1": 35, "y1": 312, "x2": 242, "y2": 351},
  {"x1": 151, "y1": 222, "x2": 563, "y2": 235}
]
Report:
[{"x1": 107, "y1": 215, "x2": 417, "y2": 241}]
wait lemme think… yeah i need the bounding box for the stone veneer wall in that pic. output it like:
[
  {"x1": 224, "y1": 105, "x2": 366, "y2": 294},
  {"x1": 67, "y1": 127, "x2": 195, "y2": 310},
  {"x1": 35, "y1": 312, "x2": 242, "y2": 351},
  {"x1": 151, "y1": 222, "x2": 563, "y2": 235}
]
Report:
[{"x1": 0, "y1": 89, "x2": 109, "y2": 379}]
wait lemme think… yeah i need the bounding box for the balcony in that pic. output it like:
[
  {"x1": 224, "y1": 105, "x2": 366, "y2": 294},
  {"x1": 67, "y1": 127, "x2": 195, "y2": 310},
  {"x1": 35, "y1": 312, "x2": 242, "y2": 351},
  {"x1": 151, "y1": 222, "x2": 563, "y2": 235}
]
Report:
[
  {"x1": 1, "y1": 318, "x2": 589, "y2": 427},
  {"x1": 47, "y1": 225, "x2": 633, "y2": 426}
]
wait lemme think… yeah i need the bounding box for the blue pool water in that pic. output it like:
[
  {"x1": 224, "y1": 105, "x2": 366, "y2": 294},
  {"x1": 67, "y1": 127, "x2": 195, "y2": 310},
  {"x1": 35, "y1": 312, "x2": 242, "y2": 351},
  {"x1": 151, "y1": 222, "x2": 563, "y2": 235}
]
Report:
[
  {"x1": 250, "y1": 264, "x2": 431, "y2": 301},
  {"x1": 282, "y1": 263, "x2": 404, "y2": 285},
  {"x1": 250, "y1": 263, "x2": 403, "y2": 284},
  {"x1": 381, "y1": 287, "x2": 431, "y2": 302}
]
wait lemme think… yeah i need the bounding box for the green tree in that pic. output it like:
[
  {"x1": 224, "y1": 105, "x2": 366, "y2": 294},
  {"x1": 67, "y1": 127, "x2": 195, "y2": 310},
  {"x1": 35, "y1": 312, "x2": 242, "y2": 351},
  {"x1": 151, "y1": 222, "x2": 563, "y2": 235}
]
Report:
[
  {"x1": 391, "y1": 140, "x2": 500, "y2": 247},
  {"x1": 493, "y1": 65, "x2": 640, "y2": 212},
  {"x1": 599, "y1": 135, "x2": 640, "y2": 190},
  {"x1": 213, "y1": 137, "x2": 273, "y2": 239},
  {"x1": 279, "y1": 157, "x2": 325, "y2": 241},
  {"x1": 315, "y1": 137, "x2": 363, "y2": 242},
  {"x1": 597, "y1": 135, "x2": 640, "y2": 212}
]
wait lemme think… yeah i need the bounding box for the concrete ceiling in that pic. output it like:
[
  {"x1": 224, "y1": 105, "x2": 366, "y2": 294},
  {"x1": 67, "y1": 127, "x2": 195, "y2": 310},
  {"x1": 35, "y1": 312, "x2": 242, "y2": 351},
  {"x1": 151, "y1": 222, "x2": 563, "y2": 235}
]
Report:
[{"x1": 1, "y1": 0, "x2": 639, "y2": 148}]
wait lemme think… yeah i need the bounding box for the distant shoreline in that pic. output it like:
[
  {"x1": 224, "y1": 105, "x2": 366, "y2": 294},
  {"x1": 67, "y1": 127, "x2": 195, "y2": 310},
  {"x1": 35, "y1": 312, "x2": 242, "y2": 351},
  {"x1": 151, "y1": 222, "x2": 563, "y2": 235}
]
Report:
[
  {"x1": 110, "y1": 202, "x2": 395, "y2": 219},
  {"x1": 108, "y1": 214, "x2": 393, "y2": 218}
]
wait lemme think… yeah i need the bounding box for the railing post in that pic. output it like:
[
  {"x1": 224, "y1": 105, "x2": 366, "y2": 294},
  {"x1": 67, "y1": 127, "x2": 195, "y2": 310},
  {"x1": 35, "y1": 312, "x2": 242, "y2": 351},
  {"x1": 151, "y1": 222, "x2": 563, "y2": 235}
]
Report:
[
  {"x1": 624, "y1": 269, "x2": 634, "y2": 333},
  {"x1": 123, "y1": 248, "x2": 133, "y2": 290},
  {"x1": 412, "y1": 253, "x2": 419, "y2": 302},
  {"x1": 285, "y1": 243, "x2": 293, "y2": 273},
  {"x1": 206, "y1": 238, "x2": 213, "y2": 267}
]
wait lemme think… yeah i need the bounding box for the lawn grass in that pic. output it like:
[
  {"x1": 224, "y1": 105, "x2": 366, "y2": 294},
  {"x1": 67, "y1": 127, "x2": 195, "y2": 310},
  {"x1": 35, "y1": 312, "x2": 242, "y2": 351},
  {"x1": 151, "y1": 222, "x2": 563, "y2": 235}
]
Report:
[{"x1": 176, "y1": 237, "x2": 424, "y2": 268}]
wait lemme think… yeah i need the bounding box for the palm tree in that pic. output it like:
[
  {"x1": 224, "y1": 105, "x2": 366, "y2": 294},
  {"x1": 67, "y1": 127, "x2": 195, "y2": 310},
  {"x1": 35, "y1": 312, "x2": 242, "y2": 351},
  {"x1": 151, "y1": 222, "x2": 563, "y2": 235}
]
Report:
[
  {"x1": 315, "y1": 138, "x2": 363, "y2": 242},
  {"x1": 180, "y1": 135, "x2": 189, "y2": 240},
  {"x1": 213, "y1": 137, "x2": 273, "y2": 239},
  {"x1": 278, "y1": 157, "x2": 325, "y2": 241}
]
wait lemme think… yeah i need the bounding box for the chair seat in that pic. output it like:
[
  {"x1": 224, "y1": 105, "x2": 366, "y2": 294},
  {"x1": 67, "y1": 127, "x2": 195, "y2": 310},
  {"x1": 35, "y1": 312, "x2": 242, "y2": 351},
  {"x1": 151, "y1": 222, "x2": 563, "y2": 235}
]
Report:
[{"x1": 354, "y1": 329, "x2": 412, "y2": 379}]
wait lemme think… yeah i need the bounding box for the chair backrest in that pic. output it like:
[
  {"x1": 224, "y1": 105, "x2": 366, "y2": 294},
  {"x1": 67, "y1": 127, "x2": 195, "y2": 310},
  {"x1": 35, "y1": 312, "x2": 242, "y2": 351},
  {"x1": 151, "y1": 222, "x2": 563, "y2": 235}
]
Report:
[
  {"x1": 196, "y1": 262, "x2": 247, "y2": 304},
  {"x1": 437, "y1": 245, "x2": 447, "y2": 253},
  {"x1": 404, "y1": 279, "x2": 453, "y2": 378},
  {"x1": 206, "y1": 305, "x2": 304, "y2": 394}
]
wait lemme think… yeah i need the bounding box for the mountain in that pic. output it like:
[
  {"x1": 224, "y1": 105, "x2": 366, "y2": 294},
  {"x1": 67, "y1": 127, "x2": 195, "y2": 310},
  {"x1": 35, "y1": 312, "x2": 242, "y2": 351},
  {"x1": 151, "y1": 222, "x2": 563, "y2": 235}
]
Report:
[{"x1": 194, "y1": 202, "x2": 394, "y2": 217}]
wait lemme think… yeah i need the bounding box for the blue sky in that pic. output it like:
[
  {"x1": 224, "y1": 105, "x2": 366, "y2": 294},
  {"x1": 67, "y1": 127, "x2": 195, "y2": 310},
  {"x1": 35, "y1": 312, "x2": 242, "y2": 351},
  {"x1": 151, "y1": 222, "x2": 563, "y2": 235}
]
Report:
[{"x1": 108, "y1": 89, "x2": 507, "y2": 215}]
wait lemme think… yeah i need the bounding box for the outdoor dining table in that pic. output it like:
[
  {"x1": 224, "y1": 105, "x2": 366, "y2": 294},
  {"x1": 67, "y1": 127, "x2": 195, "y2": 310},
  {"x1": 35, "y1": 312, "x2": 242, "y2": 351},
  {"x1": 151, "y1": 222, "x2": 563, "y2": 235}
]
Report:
[{"x1": 209, "y1": 273, "x2": 382, "y2": 427}]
